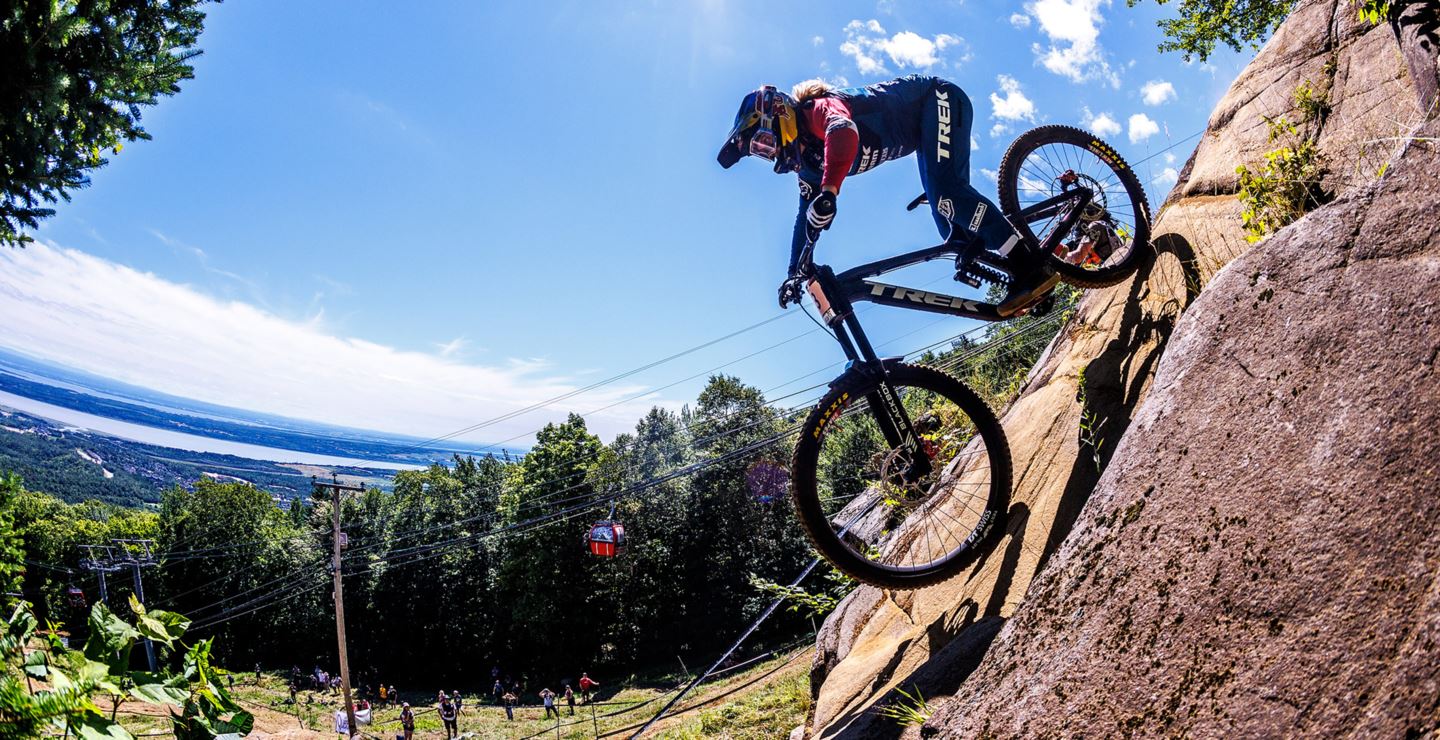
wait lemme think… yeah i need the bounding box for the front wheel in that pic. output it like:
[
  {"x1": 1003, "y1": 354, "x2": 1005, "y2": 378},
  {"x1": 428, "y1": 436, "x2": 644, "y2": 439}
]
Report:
[
  {"x1": 790, "y1": 363, "x2": 1011, "y2": 589},
  {"x1": 997, "y1": 124, "x2": 1153, "y2": 289}
]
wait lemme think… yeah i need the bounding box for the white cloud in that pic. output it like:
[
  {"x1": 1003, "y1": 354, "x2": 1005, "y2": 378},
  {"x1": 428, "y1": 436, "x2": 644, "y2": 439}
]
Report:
[
  {"x1": 1164, "y1": 152, "x2": 1176, "y2": 164},
  {"x1": 1128, "y1": 112, "x2": 1159, "y2": 143},
  {"x1": 980, "y1": 168, "x2": 999, "y2": 182},
  {"x1": 1141, "y1": 79, "x2": 1176, "y2": 105},
  {"x1": 435, "y1": 337, "x2": 468, "y2": 358},
  {"x1": 1009, "y1": 12, "x2": 1032, "y2": 28},
  {"x1": 1080, "y1": 106, "x2": 1121, "y2": 137},
  {"x1": 971, "y1": 136, "x2": 980, "y2": 151},
  {"x1": 0, "y1": 243, "x2": 665, "y2": 445},
  {"x1": 1153, "y1": 166, "x2": 1179, "y2": 187},
  {"x1": 840, "y1": 20, "x2": 964, "y2": 75},
  {"x1": 812, "y1": 35, "x2": 825, "y2": 46},
  {"x1": 990, "y1": 75, "x2": 1037, "y2": 122},
  {"x1": 1028, "y1": 0, "x2": 1118, "y2": 86}
]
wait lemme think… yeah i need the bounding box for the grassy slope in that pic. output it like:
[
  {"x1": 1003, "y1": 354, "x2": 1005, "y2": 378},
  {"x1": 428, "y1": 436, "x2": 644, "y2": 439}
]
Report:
[{"x1": 187, "y1": 649, "x2": 812, "y2": 740}]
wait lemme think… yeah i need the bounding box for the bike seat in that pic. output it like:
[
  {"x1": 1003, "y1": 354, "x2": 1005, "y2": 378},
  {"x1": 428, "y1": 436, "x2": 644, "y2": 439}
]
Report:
[{"x1": 905, "y1": 193, "x2": 928, "y2": 211}]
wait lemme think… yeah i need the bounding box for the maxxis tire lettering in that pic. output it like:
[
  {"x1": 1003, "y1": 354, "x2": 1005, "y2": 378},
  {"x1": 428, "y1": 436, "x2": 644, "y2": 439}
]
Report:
[
  {"x1": 996, "y1": 124, "x2": 1153, "y2": 290},
  {"x1": 790, "y1": 363, "x2": 1012, "y2": 589}
]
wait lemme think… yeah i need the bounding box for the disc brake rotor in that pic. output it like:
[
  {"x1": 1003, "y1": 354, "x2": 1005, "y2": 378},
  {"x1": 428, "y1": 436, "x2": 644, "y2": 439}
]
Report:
[{"x1": 876, "y1": 444, "x2": 941, "y2": 512}]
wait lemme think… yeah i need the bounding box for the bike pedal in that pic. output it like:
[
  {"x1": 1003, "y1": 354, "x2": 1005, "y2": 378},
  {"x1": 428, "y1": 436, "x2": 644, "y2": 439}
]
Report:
[
  {"x1": 969, "y1": 261, "x2": 1012, "y2": 285},
  {"x1": 953, "y1": 270, "x2": 983, "y2": 288}
]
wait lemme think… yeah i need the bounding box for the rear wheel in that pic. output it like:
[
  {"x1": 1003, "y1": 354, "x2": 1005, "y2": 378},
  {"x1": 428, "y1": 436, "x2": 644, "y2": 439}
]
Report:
[
  {"x1": 790, "y1": 363, "x2": 1011, "y2": 589},
  {"x1": 998, "y1": 125, "x2": 1153, "y2": 288}
]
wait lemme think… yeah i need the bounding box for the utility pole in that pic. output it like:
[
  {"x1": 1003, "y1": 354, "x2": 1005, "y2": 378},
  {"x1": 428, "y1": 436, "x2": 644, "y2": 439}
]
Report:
[
  {"x1": 78, "y1": 545, "x2": 118, "y2": 605},
  {"x1": 113, "y1": 540, "x2": 158, "y2": 671},
  {"x1": 313, "y1": 475, "x2": 365, "y2": 737}
]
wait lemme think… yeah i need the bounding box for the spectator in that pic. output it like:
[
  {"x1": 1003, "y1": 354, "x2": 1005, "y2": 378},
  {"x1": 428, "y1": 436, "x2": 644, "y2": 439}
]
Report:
[
  {"x1": 578, "y1": 673, "x2": 598, "y2": 703},
  {"x1": 438, "y1": 695, "x2": 458, "y2": 739},
  {"x1": 564, "y1": 685, "x2": 576, "y2": 716},
  {"x1": 399, "y1": 703, "x2": 415, "y2": 740},
  {"x1": 502, "y1": 691, "x2": 517, "y2": 721},
  {"x1": 255, "y1": 662, "x2": 262, "y2": 681},
  {"x1": 378, "y1": 684, "x2": 387, "y2": 708},
  {"x1": 540, "y1": 688, "x2": 559, "y2": 720},
  {"x1": 452, "y1": 690, "x2": 464, "y2": 730},
  {"x1": 492, "y1": 678, "x2": 503, "y2": 705}
]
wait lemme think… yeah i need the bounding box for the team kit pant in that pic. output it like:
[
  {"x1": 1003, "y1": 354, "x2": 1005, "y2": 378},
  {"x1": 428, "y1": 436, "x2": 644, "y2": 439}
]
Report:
[{"x1": 914, "y1": 79, "x2": 1019, "y2": 257}]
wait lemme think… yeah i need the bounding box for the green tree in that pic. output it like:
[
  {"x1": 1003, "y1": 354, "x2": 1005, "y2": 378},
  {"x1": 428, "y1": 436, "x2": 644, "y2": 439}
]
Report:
[
  {"x1": 367, "y1": 457, "x2": 510, "y2": 680},
  {"x1": 685, "y1": 376, "x2": 810, "y2": 645},
  {"x1": 1, "y1": 0, "x2": 214, "y2": 245},
  {"x1": 494, "y1": 414, "x2": 604, "y2": 671},
  {"x1": 1126, "y1": 0, "x2": 1294, "y2": 61},
  {"x1": 589, "y1": 408, "x2": 697, "y2": 665},
  {"x1": 8, "y1": 482, "x2": 159, "y2": 628},
  {"x1": 0, "y1": 474, "x2": 25, "y2": 602},
  {"x1": 155, "y1": 479, "x2": 323, "y2": 666}
]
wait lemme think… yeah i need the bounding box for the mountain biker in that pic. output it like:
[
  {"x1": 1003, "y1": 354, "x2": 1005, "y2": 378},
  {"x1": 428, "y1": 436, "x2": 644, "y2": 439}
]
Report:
[{"x1": 717, "y1": 75, "x2": 1038, "y2": 313}]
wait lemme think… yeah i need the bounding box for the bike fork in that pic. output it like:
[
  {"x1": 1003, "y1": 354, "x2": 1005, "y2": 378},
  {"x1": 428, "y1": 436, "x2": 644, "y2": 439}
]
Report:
[{"x1": 816, "y1": 267, "x2": 933, "y2": 480}]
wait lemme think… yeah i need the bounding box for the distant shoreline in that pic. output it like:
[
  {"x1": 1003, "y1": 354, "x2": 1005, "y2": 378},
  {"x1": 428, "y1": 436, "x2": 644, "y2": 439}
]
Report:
[{"x1": 0, "y1": 391, "x2": 422, "y2": 470}]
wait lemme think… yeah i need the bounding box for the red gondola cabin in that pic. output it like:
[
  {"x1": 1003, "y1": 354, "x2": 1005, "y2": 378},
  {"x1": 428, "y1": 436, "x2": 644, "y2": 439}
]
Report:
[
  {"x1": 586, "y1": 521, "x2": 626, "y2": 557},
  {"x1": 66, "y1": 586, "x2": 87, "y2": 608}
]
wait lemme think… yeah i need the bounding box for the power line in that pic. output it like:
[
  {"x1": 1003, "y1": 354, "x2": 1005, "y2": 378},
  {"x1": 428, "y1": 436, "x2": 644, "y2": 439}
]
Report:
[
  {"x1": 153, "y1": 314, "x2": 1054, "y2": 620},
  {"x1": 163, "y1": 313, "x2": 1067, "y2": 629},
  {"x1": 402, "y1": 311, "x2": 799, "y2": 452}
]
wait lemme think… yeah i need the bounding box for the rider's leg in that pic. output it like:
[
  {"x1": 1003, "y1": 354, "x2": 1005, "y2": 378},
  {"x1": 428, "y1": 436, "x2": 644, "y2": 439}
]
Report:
[{"x1": 916, "y1": 80, "x2": 1022, "y2": 263}]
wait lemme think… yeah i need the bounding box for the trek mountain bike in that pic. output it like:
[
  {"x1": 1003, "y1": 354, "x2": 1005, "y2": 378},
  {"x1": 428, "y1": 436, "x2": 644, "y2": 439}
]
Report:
[{"x1": 783, "y1": 125, "x2": 1152, "y2": 589}]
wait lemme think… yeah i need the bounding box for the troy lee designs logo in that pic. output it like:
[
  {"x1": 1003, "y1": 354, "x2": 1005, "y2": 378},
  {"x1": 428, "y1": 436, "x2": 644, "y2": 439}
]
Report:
[
  {"x1": 936, "y1": 91, "x2": 952, "y2": 162},
  {"x1": 867, "y1": 282, "x2": 981, "y2": 312}
]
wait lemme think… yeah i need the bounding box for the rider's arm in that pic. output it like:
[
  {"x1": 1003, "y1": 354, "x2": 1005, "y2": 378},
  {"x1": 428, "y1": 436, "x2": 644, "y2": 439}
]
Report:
[
  {"x1": 807, "y1": 97, "x2": 858, "y2": 195},
  {"x1": 789, "y1": 179, "x2": 822, "y2": 272}
]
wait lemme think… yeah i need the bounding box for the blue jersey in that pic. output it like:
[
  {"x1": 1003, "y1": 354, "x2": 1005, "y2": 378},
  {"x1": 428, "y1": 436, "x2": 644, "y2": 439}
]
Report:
[
  {"x1": 788, "y1": 75, "x2": 1011, "y2": 272},
  {"x1": 795, "y1": 74, "x2": 937, "y2": 187}
]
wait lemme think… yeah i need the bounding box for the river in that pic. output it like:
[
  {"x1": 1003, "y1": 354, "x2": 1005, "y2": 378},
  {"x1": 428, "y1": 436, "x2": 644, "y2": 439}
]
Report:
[{"x1": 0, "y1": 390, "x2": 420, "y2": 471}]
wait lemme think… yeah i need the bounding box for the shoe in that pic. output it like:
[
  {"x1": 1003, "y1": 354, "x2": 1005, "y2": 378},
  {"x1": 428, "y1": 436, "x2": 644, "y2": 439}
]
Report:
[
  {"x1": 997, "y1": 269, "x2": 1061, "y2": 317},
  {"x1": 951, "y1": 238, "x2": 986, "y2": 288}
]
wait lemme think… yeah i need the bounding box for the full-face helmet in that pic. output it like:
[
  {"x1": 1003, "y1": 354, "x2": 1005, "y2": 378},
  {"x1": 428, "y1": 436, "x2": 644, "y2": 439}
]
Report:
[{"x1": 717, "y1": 85, "x2": 802, "y2": 174}]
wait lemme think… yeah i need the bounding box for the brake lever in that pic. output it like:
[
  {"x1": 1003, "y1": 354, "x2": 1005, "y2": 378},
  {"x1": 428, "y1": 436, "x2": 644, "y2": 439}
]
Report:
[{"x1": 778, "y1": 277, "x2": 804, "y2": 309}]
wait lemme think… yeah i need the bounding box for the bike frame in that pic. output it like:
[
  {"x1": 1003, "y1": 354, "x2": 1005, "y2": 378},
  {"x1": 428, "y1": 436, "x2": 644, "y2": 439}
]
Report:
[{"x1": 801, "y1": 187, "x2": 1093, "y2": 469}]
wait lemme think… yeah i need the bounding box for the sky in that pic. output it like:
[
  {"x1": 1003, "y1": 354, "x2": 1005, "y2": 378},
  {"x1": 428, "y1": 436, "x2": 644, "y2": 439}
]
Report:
[{"x1": 0, "y1": 0, "x2": 1254, "y2": 451}]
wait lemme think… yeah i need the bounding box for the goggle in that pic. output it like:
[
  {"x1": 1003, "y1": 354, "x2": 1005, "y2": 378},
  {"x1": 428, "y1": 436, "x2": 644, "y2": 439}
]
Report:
[
  {"x1": 749, "y1": 127, "x2": 778, "y2": 160},
  {"x1": 746, "y1": 86, "x2": 783, "y2": 161}
]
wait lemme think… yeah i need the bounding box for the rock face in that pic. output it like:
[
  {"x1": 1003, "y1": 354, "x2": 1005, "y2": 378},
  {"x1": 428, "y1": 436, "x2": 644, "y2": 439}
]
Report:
[
  {"x1": 926, "y1": 113, "x2": 1440, "y2": 740},
  {"x1": 806, "y1": 2, "x2": 1435, "y2": 737}
]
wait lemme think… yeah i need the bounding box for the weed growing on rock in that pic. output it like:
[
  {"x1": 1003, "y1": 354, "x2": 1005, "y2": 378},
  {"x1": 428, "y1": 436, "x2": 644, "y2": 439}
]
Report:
[
  {"x1": 1076, "y1": 365, "x2": 1109, "y2": 473},
  {"x1": 1236, "y1": 76, "x2": 1335, "y2": 242},
  {"x1": 1236, "y1": 118, "x2": 1330, "y2": 241},
  {"x1": 1355, "y1": 0, "x2": 1393, "y2": 24},
  {"x1": 875, "y1": 684, "x2": 931, "y2": 727}
]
